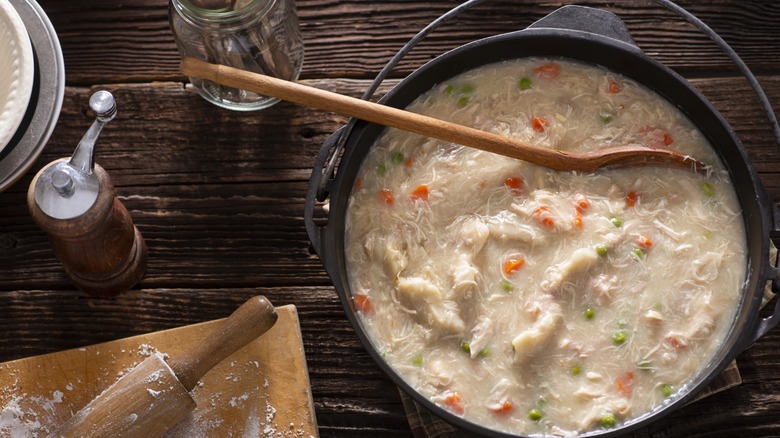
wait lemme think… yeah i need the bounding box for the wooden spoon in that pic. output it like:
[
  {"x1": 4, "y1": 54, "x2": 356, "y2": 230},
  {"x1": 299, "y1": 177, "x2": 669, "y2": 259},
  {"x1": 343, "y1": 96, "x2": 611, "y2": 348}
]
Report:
[{"x1": 180, "y1": 57, "x2": 706, "y2": 173}]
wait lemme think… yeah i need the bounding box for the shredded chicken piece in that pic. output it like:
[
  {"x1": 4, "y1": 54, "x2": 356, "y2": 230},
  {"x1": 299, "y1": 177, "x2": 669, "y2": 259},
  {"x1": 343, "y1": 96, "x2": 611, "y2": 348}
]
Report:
[
  {"x1": 644, "y1": 309, "x2": 664, "y2": 323},
  {"x1": 486, "y1": 211, "x2": 538, "y2": 243},
  {"x1": 512, "y1": 298, "x2": 563, "y2": 364},
  {"x1": 447, "y1": 218, "x2": 488, "y2": 301},
  {"x1": 542, "y1": 247, "x2": 600, "y2": 293},
  {"x1": 449, "y1": 255, "x2": 479, "y2": 301},
  {"x1": 468, "y1": 315, "x2": 494, "y2": 359},
  {"x1": 397, "y1": 277, "x2": 465, "y2": 334}
]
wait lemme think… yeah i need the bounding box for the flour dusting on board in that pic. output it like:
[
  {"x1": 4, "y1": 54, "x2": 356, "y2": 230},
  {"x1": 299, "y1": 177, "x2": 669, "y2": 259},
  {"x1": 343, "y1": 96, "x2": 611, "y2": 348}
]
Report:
[
  {"x1": 0, "y1": 306, "x2": 316, "y2": 437},
  {"x1": 0, "y1": 345, "x2": 165, "y2": 436},
  {"x1": 0, "y1": 389, "x2": 66, "y2": 437},
  {"x1": 166, "y1": 358, "x2": 313, "y2": 438}
]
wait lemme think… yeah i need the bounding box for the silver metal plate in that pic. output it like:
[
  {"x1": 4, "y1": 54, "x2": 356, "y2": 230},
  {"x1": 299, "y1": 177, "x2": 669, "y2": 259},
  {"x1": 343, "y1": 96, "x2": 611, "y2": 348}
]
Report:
[{"x1": 0, "y1": 0, "x2": 64, "y2": 192}]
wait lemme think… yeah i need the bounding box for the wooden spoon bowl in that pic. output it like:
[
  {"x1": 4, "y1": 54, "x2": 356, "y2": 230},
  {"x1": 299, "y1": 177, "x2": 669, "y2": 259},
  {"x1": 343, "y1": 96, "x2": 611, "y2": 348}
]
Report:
[{"x1": 180, "y1": 58, "x2": 706, "y2": 174}]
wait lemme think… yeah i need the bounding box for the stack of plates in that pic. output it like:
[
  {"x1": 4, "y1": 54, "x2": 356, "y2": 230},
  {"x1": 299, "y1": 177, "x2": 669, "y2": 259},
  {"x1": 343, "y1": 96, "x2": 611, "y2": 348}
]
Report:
[
  {"x1": 0, "y1": 0, "x2": 33, "y2": 155},
  {"x1": 0, "y1": 0, "x2": 64, "y2": 192}
]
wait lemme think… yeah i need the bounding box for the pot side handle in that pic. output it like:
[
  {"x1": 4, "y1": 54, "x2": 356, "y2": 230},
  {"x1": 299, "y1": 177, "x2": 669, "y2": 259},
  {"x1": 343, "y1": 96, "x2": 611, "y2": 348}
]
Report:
[
  {"x1": 305, "y1": 128, "x2": 346, "y2": 256},
  {"x1": 528, "y1": 5, "x2": 637, "y2": 48},
  {"x1": 751, "y1": 262, "x2": 780, "y2": 345},
  {"x1": 751, "y1": 207, "x2": 780, "y2": 344}
]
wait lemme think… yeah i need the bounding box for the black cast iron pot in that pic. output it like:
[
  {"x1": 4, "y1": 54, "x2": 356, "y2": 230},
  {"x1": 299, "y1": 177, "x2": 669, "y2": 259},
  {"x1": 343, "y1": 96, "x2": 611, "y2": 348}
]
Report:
[{"x1": 305, "y1": 5, "x2": 780, "y2": 437}]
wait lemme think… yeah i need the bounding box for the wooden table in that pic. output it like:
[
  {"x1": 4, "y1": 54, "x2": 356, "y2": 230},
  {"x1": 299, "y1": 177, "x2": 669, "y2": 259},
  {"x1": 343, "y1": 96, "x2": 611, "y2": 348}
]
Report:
[{"x1": 1, "y1": 1, "x2": 779, "y2": 436}]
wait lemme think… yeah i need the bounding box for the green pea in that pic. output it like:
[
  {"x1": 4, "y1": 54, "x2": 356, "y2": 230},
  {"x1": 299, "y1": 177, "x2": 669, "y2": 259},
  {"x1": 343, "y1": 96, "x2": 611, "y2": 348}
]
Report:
[
  {"x1": 595, "y1": 244, "x2": 608, "y2": 257},
  {"x1": 610, "y1": 217, "x2": 623, "y2": 228},
  {"x1": 584, "y1": 306, "x2": 596, "y2": 320},
  {"x1": 601, "y1": 115, "x2": 613, "y2": 124},
  {"x1": 702, "y1": 182, "x2": 715, "y2": 197},
  {"x1": 633, "y1": 248, "x2": 645, "y2": 259},
  {"x1": 376, "y1": 163, "x2": 387, "y2": 176},
  {"x1": 479, "y1": 347, "x2": 490, "y2": 358},
  {"x1": 412, "y1": 355, "x2": 424, "y2": 367},
  {"x1": 528, "y1": 408, "x2": 543, "y2": 421},
  {"x1": 661, "y1": 384, "x2": 673, "y2": 397},
  {"x1": 460, "y1": 340, "x2": 471, "y2": 354},
  {"x1": 612, "y1": 330, "x2": 628, "y2": 345},
  {"x1": 500, "y1": 279, "x2": 514, "y2": 293},
  {"x1": 519, "y1": 77, "x2": 533, "y2": 90},
  {"x1": 445, "y1": 84, "x2": 456, "y2": 95},
  {"x1": 461, "y1": 84, "x2": 474, "y2": 94},
  {"x1": 600, "y1": 413, "x2": 617, "y2": 428},
  {"x1": 571, "y1": 365, "x2": 581, "y2": 376},
  {"x1": 392, "y1": 152, "x2": 405, "y2": 165},
  {"x1": 457, "y1": 96, "x2": 470, "y2": 108}
]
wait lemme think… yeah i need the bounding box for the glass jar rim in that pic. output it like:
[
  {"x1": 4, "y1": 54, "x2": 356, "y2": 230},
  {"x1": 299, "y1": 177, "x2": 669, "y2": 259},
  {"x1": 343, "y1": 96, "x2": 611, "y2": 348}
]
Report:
[{"x1": 172, "y1": 0, "x2": 274, "y2": 23}]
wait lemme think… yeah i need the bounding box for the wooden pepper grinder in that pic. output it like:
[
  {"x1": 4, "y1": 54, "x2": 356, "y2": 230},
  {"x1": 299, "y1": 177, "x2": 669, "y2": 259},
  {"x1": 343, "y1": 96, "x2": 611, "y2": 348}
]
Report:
[{"x1": 27, "y1": 90, "x2": 147, "y2": 297}]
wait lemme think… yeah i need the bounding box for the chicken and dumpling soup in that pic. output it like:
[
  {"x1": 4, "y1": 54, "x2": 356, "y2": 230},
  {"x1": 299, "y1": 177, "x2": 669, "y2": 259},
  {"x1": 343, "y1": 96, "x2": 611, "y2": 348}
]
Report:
[{"x1": 344, "y1": 58, "x2": 746, "y2": 436}]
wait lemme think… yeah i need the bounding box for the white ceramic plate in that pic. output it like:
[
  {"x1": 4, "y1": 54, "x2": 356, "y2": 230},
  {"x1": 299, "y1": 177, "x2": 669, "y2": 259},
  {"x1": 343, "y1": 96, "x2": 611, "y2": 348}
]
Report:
[{"x1": 0, "y1": 0, "x2": 34, "y2": 154}]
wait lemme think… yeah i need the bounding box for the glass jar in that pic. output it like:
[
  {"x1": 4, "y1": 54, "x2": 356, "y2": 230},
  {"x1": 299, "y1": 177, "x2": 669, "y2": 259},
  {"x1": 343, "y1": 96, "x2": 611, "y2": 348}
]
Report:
[{"x1": 169, "y1": 0, "x2": 303, "y2": 111}]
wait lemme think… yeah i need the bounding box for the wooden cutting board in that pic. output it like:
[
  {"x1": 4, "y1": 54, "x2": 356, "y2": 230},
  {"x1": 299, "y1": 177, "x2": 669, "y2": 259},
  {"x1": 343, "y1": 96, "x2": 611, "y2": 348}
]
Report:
[{"x1": 0, "y1": 305, "x2": 318, "y2": 438}]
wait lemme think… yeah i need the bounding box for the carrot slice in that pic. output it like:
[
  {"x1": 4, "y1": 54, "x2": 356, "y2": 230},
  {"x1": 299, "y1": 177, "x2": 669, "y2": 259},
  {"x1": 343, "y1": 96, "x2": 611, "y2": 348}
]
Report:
[
  {"x1": 410, "y1": 184, "x2": 429, "y2": 201},
  {"x1": 532, "y1": 116, "x2": 550, "y2": 133},
  {"x1": 573, "y1": 194, "x2": 590, "y2": 212},
  {"x1": 504, "y1": 176, "x2": 524, "y2": 195},
  {"x1": 607, "y1": 78, "x2": 623, "y2": 94},
  {"x1": 640, "y1": 126, "x2": 674, "y2": 147},
  {"x1": 533, "y1": 63, "x2": 561, "y2": 79},
  {"x1": 665, "y1": 334, "x2": 686, "y2": 349},
  {"x1": 626, "y1": 191, "x2": 638, "y2": 207},
  {"x1": 533, "y1": 206, "x2": 556, "y2": 229},
  {"x1": 615, "y1": 371, "x2": 635, "y2": 397},
  {"x1": 503, "y1": 257, "x2": 525, "y2": 276},
  {"x1": 489, "y1": 399, "x2": 513, "y2": 414},
  {"x1": 637, "y1": 235, "x2": 653, "y2": 249},
  {"x1": 380, "y1": 188, "x2": 394, "y2": 205},
  {"x1": 572, "y1": 209, "x2": 584, "y2": 229},
  {"x1": 354, "y1": 294, "x2": 374, "y2": 314},
  {"x1": 353, "y1": 177, "x2": 364, "y2": 192},
  {"x1": 443, "y1": 391, "x2": 465, "y2": 415}
]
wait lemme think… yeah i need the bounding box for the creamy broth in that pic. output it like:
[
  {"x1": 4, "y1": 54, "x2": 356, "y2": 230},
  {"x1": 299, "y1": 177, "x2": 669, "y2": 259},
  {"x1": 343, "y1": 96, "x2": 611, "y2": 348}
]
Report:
[{"x1": 344, "y1": 58, "x2": 746, "y2": 436}]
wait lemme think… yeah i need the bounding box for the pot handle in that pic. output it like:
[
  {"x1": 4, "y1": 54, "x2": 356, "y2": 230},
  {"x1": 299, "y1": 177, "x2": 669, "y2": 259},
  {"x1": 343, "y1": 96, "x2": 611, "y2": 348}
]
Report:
[
  {"x1": 304, "y1": 128, "x2": 344, "y2": 256},
  {"x1": 750, "y1": 262, "x2": 780, "y2": 344},
  {"x1": 750, "y1": 208, "x2": 780, "y2": 344},
  {"x1": 528, "y1": 5, "x2": 638, "y2": 48}
]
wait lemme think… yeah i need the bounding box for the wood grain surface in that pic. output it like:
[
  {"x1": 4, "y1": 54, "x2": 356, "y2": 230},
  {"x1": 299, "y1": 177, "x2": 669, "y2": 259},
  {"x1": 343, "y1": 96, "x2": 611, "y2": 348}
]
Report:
[{"x1": 1, "y1": 1, "x2": 779, "y2": 437}]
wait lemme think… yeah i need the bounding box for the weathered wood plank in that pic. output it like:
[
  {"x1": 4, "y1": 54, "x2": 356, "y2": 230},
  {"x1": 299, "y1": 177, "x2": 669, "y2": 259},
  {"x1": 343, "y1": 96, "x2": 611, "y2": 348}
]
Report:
[
  {"x1": 2, "y1": 76, "x2": 779, "y2": 292},
  {"x1": 37, "y1": 0, "x2": 780, "y2": 84},
  {"x1": 0, "y1": 288, "x2": 778, "y2": 437}
]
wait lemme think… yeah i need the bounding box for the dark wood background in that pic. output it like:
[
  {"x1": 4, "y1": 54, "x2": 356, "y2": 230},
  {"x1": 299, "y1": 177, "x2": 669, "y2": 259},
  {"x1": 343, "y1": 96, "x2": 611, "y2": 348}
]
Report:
[{"x1": 1, "y1": 1, "x2": 779, "y2": 436}]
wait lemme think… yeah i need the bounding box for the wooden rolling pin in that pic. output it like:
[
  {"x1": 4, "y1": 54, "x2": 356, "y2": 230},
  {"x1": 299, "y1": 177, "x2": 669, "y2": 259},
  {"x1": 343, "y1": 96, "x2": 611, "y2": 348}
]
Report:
[{"x1": 47, "y1": 296, "x2": 278, "y2": 438}]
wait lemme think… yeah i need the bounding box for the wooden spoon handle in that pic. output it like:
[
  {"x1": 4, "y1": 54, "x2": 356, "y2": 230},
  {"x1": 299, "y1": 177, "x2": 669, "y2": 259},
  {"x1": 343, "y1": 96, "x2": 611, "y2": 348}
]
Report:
[
  {"x1": 180, "y1": 57, "x2": 577, "y2": 170},
  {"x1": 167, "y1": 295, "x2": 277, "y2": 391}
]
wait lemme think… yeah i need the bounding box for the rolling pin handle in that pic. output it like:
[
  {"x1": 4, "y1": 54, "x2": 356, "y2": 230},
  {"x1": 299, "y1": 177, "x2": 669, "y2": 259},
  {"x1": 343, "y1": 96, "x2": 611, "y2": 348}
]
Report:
[{"x1": 169, "y1": 296, "x2": 278, "y2": 391}]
